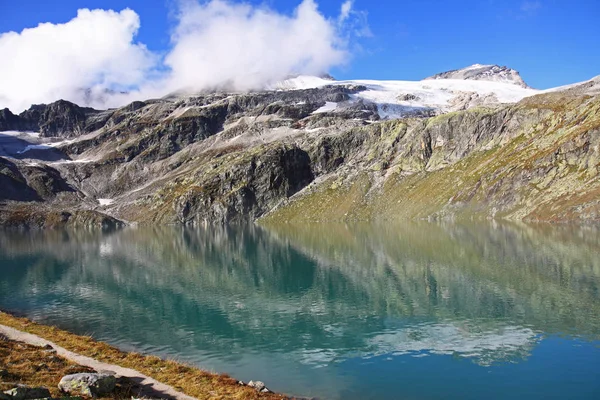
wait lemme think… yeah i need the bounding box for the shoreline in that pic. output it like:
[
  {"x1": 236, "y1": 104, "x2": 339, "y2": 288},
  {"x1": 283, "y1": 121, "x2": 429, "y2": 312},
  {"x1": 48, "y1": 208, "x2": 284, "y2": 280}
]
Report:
[{"x1": 0, "y1": 311, "x2": 292, "y2": 400}]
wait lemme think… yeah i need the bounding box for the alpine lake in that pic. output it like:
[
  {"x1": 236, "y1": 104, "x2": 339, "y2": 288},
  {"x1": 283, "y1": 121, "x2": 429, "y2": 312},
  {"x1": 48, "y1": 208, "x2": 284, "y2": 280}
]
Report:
[{"x1": 1, "y1": 222, "x2": 599, "y2": 399}]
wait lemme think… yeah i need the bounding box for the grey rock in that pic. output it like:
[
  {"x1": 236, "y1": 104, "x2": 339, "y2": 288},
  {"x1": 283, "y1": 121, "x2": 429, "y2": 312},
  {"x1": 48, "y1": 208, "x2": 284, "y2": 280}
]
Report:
[
  {"x1": 1, "y1": 100, "x2": 102, "y2": 138},
  {"x1": 3, "y1": 386, "x2": 51, "y2": 400},
  {"x1": 425, "y1": 64, "x2": 530, "y2": 88},
  {"x1": 398, "y1": 93, "x2": 420, "y2": 101},
  {"x1": 247, "y1": 381, "x2": 268, "y2": 392},
  {"x1": 58, "y1": 373, "x2": 116, "y2": 397}
]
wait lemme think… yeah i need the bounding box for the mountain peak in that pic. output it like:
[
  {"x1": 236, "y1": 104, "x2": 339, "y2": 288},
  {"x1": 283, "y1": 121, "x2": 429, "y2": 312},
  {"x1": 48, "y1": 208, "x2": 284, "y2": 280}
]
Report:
[{"x1": 425, "y1": 64, "x2": 530, "y2": 88}]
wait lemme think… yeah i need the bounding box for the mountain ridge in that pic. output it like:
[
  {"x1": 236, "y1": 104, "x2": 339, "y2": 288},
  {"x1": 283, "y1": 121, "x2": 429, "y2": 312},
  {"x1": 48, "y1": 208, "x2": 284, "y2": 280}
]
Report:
[{"x1": 0, "y1": 68, "x2": 598, "y2": 228}]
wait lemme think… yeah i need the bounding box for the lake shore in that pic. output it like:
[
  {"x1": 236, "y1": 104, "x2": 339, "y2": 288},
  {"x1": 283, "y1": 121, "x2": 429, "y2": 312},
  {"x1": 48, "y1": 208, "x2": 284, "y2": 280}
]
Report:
[{"x1": 0, "y1": 311, "x2": 291, "y2": 400}]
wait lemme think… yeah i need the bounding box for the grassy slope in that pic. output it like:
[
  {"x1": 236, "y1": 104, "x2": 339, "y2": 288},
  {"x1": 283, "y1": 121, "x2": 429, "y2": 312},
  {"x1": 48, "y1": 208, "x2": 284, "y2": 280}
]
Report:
[{"x1": 262, "y1": 94, "x2": 600, "y2": 224}]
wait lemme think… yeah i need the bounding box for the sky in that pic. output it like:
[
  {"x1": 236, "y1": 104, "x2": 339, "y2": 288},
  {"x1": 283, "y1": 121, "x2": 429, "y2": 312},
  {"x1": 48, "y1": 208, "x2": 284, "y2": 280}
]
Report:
[{"x1": 0, "y1": 0, "x2": 599, "y2": 111}]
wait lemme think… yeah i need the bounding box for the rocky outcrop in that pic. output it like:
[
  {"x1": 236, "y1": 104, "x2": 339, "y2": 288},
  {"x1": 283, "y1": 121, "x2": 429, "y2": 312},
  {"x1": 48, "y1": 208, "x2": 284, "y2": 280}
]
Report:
[
  {"x1": 425, "y1": 64, "x2": 530, "y2": 88},
  {"x1": 0, "y1": 158, "x2": 75, "y2": 201},
  {"x1": 167, "y1": 144, "x2": 314, "y2": 224},
  {"x1": 0, "y1": 109, "x2": 37, "y2": 132},
  {"x1": 0, "y1": 101, "x2": 101, "y2": 138}
]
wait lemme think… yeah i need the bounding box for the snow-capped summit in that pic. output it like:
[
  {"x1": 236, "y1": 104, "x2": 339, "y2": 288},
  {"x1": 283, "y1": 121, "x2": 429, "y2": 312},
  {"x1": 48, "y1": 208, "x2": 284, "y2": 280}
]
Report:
[
  {"x1": 425, "y1": 64, "x2": 530, "y2": 88},
  {"x1": 271, "y1": 72, "x2": 539, "y2": 119}
]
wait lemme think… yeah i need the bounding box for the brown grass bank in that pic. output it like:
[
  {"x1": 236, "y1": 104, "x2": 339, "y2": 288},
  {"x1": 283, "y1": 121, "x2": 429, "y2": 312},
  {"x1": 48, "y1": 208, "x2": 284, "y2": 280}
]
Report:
[{"x1": 0, "y1": 311, "x2": 292, "y2": 400}]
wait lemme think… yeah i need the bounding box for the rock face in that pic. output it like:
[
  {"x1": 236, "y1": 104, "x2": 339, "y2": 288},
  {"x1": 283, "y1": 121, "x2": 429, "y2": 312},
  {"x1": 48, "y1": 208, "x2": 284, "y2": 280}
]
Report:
[
  {"x1": 0, "y1": 78, "x2": 598, "y2": 225},
  {"x1": 0, "y1": 158, "x2": 75, "y2": 201},
  {"x1": 0, "y1": 100, "x2": 101, "y2": 138},
  {"x1": 58, "y1": 373, "x2": 116, "y2": 397},
  {"x1": 425, "y1": 64, "x2": 530, "y2": 88}
]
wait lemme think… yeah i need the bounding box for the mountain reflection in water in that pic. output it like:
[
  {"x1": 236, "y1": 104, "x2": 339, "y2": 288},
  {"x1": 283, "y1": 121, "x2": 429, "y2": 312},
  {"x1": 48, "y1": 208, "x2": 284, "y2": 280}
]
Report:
[{"x1": 1, "y1": 222, "x2": 599, "y2": 399}]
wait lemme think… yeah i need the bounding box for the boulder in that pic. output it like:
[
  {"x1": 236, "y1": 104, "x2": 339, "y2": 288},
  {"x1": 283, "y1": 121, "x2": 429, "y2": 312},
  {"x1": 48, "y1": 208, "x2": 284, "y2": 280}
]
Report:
[
  {"x1": 3, "y1": 386, "x2": 51, "y2": 400},
  {"x1": 247, "y1": 381, "x2": 265, "y2": 391},
  {"x1": 247, "y1": 380, "x2": 271, "y2": 393},
  {"x1": 58, "y1": 373, "x2": 116, "y2": 397}
]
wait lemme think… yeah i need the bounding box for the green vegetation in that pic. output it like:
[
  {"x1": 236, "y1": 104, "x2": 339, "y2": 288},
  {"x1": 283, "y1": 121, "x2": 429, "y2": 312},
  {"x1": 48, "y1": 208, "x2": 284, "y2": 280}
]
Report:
[{"x1": 262, "y1": 94, "x2": 600, "y2": 224}]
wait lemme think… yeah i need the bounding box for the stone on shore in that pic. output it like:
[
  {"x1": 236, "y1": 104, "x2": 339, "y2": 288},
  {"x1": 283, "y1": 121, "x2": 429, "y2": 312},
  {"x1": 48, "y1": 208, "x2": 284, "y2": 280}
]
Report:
[
  {"x1": 58, "y1": 373, "x2": 116, "y2": 397},
  {"x1": 247, "y1": 381, "x2": 265, "y2": 391},
  {"x1": 247, "y1": 380, "x2": 272, "y2": 393}
]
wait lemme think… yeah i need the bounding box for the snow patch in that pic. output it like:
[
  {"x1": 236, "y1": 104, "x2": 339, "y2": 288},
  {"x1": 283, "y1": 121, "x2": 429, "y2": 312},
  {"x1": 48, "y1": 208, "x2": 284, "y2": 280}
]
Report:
[
  {"x1": 312, "y1": 102, "x2": 338, "y2": 114},
  {"x1": 17, "y1": 144, "x2": 53, "y2": 154},
  {"x1": 98, "y1": 198, "x2": 114, "y2": 206},
  {"x1": 51, "y1": 158, "x2": 95, "y2": 164},
  {"x1": 0, "y1": 131, "x2": 41, "y2": 138}
]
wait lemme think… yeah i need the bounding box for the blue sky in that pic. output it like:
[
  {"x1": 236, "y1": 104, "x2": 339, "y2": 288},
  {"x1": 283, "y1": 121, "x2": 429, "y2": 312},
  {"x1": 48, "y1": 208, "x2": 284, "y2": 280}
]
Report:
[{"x1": 1, "y1": 0, "x2": 599, "y2": 89}]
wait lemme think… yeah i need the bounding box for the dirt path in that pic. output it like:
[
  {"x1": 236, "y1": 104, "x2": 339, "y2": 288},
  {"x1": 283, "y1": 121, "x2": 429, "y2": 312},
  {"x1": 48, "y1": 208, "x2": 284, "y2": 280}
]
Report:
[{"x1": 0, "y1": 324, "x2": 197, "y2": 400}]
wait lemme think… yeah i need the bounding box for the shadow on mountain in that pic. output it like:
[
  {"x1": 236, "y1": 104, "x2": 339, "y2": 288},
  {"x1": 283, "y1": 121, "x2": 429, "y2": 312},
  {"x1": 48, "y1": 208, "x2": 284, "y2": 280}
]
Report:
[{"x1": 0, "y1": 133, "x2": 70, "y2": 162}]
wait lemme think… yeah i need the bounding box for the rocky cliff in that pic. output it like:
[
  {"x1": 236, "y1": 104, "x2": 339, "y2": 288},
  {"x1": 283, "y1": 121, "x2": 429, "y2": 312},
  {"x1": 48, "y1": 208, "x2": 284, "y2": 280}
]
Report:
[{"x1": 0, "y1": 76, "x2": 599, "y2": 227}]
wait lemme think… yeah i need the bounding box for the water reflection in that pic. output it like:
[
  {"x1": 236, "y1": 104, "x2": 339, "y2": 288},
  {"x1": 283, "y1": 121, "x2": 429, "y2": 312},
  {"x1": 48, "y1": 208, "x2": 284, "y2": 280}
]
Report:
[{"x1": 0, "y1": 222, "x2": 599, "y2": 399}]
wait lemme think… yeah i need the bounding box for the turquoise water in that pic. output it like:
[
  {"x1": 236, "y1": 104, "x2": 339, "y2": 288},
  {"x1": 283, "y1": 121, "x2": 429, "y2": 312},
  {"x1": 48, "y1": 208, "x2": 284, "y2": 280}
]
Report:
[{"x1": 1, "y1": 222, "x2": 599, "y2": 399}]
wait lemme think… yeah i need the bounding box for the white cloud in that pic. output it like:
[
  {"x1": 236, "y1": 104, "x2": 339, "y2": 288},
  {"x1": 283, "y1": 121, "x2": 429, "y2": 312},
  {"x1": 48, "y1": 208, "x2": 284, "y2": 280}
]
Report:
[
  {"x1": 0, "y1": 8, "x2": 156, "y2": 113},
  {"x1": 0, "y1": 0, "x2": 360, "y2": 113},
  {"x1": 162, "y1": 0, "x2": 348, "y2": 94},
  {"x1": 339, "y1": 0, "x2": 353, "y2": 23}
]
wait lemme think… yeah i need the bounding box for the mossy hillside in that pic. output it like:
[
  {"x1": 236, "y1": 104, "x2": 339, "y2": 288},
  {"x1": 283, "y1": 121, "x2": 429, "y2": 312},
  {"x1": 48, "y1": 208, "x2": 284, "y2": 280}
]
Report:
[{"x1": 264, "y1": 95, "x2": 600, "y2": 223}]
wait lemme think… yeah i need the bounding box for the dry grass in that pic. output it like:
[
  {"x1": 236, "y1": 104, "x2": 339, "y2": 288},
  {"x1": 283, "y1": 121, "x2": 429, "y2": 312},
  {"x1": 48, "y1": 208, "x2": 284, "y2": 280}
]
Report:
[
  {"x1": 0, "y1": 312, "x2": 290, "y2": 400},
  {"x1": 0, "y1": 334, "x2": 133, "y2": 399}
]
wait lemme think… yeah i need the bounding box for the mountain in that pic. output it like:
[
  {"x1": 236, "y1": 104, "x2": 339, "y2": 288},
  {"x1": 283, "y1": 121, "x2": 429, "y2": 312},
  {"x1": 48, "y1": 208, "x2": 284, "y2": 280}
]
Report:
[
  {"x1": 425, "y1": 64, "x2": 530, "y2": 88},
  {"x1": 0, "y1": 67, "x2": 599, "y2": 228},
  {"x1": 0, "y1": 100, "x2": 102, "y2": 137},
  {"x1": 273, "y1": 72, "x2": 538, "y2": 118}
]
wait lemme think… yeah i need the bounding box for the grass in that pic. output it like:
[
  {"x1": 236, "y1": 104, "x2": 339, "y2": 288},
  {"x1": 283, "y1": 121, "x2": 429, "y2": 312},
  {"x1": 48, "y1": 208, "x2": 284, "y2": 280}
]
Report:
[
  {"x1": 0, "y1": 312, "x2": 289, "y2": 400},
  {"x1": 0, "y1": 334, "x2": 110, "y2": 399}
]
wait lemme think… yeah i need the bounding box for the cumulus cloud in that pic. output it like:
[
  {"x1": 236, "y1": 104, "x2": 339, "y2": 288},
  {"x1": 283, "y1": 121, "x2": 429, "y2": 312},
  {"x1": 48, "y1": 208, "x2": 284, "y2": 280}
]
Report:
[
  {"x1": 0, "y1": 8, "x2": 155, "y2": 112},
  {"x1": 0, "y1": 0, "x2": 363, "y2": 112},
  {"x1": 163, "y1": 0, "x2": 348, "y2": 93}
]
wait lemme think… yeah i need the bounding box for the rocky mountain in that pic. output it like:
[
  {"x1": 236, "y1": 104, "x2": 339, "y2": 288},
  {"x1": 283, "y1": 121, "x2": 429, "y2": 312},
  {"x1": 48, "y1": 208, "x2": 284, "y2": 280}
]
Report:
[
  {"x1": 0, "y1": 69, "x2": 599, "y2": 228},
  {"x1": 0, "y1": 100, "x2": 102, "y2": 138},
  {"x1": 425, "y1": 64, "x2": 530, "y2": 88}
]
